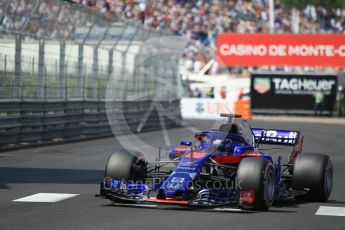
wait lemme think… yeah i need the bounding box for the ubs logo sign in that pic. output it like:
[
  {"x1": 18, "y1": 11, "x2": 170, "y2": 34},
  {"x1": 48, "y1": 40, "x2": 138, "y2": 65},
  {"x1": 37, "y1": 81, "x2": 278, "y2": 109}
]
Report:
[
  {"x1": 254, "y1": 78, "x2": 271, "y2": 94},
  {"x1": 195, "y1": 102, "x2": 204, "y2": 114}
]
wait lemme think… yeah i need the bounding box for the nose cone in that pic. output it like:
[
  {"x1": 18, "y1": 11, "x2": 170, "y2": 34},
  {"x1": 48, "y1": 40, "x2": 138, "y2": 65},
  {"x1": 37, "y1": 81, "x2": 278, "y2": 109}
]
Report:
[{"x1": 160, "y1": 172, "x2": 196, "y2": 198}]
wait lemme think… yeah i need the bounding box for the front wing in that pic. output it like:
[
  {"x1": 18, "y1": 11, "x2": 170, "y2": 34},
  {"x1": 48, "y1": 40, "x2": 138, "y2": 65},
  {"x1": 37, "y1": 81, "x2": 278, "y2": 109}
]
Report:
[{"x1": 98, "y1": 179, "x2": 255, "y2": 209}]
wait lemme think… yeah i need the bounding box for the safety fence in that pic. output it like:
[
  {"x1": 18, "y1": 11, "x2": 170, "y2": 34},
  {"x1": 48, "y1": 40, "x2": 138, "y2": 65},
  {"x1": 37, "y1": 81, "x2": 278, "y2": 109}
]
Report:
[
  {"x1": 0, "y1": 0, "x2": 185, "y2": 150},
  {"x1": 0, "y1": 100, "x2": 181, "y2": 150}
]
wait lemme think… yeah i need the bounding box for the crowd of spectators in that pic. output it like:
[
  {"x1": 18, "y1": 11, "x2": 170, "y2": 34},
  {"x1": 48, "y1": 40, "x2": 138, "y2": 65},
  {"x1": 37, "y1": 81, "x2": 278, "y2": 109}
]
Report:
[
  {"x1": 1, "y1": 0, "x2": 344, "y2": 74},
  {"x1": 0, "y1": 0, "x2": 91, "y2": 40},
  {"x1": 70, "y1": 0, "x2": 345, "y2": 74},
  {"x1": 70, "y1": 1, "x2": 345, "y2": 38}
]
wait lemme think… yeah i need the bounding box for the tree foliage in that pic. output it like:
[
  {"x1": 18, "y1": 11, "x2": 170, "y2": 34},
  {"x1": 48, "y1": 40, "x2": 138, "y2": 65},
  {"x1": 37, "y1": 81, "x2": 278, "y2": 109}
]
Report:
[{"x1": 278, "y1": 0, "x2": 345, "y2": 9}]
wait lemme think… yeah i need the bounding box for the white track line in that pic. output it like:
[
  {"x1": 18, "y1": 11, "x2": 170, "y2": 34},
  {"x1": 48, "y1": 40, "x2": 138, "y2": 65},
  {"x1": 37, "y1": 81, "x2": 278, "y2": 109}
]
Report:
[
  {"x1": 315, "y1": 206, "x2": 345, "y2": 217},
  {"x1": 13, "y1": 193, "x2": 79, "y2": 203},
  {"x1": 211, "y1": 207, "x2": 248, "y2": 212},
  {"x1": 113, "y1": 203, "x2": 158, "y2": 208}
]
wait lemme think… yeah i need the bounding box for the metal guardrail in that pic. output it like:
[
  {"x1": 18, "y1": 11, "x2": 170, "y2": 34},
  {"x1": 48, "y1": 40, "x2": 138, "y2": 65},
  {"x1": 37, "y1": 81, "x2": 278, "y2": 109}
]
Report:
[
  {"x1": 0, "y1": 0, "x2": 184, "y2": 151},
  {"x1": 0, "y1": 100, "x2": 181, "y2": 150}
]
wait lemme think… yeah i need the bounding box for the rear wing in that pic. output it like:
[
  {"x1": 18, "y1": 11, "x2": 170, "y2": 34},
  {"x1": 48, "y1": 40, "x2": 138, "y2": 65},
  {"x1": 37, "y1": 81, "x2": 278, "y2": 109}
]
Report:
[{"x1": 251, "y1": 128, "x2": 300, "y2": 146}]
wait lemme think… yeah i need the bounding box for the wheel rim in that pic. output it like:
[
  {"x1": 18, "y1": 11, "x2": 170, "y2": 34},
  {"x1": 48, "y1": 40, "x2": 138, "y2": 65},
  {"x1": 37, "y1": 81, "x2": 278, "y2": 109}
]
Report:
[
  {"x1": 266, "y1": 170, "x2": 275, "y2": 202},
  {"x1": 324, "y1": 162, "x2": 333, "y2": 196}
]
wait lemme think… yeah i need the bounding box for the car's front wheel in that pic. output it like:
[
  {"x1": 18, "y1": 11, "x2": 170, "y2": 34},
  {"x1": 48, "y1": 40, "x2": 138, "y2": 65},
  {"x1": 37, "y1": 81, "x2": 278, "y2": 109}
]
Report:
[
  {"x1": 100, "y1": 150, "x2": 147, "y2": 197},
  {"x1": 236, "y1": 157, "x2": 275, "y2": 211},
  {"x1": 105, "y1": 149, "x2": 147, "y2": 181}
]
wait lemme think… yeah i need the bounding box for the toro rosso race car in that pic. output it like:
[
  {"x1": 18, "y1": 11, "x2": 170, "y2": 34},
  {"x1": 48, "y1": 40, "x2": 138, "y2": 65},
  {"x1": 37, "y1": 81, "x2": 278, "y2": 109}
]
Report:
[{"x1": 98, "y1": 114, "x2": 333, "y2": 211}]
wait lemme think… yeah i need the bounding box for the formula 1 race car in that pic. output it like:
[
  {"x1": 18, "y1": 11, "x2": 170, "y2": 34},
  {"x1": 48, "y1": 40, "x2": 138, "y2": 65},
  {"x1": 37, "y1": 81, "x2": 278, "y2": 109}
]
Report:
[{"x1": 98, "y1": 114, "x2": 333, "y2": 211}]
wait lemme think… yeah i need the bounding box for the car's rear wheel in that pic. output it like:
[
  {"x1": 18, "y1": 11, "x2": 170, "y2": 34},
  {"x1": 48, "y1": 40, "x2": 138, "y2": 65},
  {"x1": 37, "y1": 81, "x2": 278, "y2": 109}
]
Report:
[
  {"x1": 292, "y1": 153, "x2": 333, "y2": 201},
  {"x1": 236, "y1": 157, "x2": 275, "y2": 211}
]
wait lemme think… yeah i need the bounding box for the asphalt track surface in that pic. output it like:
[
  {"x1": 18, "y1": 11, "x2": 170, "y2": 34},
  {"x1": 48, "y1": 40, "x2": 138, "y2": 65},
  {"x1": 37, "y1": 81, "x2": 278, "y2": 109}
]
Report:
[{"x1": 1, "y1": 119, "x2": 345, "y2": 230}]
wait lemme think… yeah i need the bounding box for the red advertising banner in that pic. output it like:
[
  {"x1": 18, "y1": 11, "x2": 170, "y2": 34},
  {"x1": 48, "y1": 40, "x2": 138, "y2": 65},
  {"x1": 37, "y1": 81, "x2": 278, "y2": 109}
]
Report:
[{"x1": 217, "y1": 34, "x2": 345, "y2": 67}]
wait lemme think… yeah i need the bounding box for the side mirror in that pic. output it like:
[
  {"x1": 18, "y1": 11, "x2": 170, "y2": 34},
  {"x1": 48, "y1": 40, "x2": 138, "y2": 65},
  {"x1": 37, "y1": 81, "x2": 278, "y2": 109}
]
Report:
[{"x1": 180, "y1": 141, "x2": 192, "y2": 146}]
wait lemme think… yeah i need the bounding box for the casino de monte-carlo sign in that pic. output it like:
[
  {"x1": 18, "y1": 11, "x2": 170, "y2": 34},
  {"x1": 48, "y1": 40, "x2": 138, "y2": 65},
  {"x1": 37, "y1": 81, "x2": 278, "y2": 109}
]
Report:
[{"x1": 217, "y1": 34, "x2": 345, "y2": 67}]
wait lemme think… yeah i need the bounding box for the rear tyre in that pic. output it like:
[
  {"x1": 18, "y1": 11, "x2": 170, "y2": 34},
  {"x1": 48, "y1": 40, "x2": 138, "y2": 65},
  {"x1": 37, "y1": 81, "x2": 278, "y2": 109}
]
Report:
[
  {"x1": 236, "y1": 157, "x2": 275, "y2": 211},
  {"x1": 105, "y1": 149, "x2": 147, "y2": 182},
  {"x1": 292, "y1": 153, "x2": 333, "y2": 202}
]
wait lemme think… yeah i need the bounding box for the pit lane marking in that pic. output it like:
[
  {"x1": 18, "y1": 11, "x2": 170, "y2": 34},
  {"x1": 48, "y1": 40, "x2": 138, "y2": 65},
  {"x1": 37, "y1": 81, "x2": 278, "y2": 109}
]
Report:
[
  {"x1": 315, "y1": 206, "x2": 345, "y2": 217},
  {"x1": 13, "y1": 193, "x2": 79, "y2": 203}
]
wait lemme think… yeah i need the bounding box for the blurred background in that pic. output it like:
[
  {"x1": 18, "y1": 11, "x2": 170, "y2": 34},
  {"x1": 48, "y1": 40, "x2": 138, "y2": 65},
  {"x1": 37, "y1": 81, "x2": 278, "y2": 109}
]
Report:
[{"x1": 0, "y1": 0, "x2": 344, "y2": 149}]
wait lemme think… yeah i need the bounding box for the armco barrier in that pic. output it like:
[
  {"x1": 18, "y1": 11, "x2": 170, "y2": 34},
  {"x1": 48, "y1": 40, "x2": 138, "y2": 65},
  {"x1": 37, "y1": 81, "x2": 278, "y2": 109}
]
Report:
[{"x1": 0, "y1": 100, "x2": 181, "y2": 150}]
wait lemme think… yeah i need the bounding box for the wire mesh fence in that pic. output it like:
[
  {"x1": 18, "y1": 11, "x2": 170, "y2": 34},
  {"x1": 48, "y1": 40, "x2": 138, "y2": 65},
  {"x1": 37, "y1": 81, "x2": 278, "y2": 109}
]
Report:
[
  {"x1": 0, "y1": 0, "x2": 185, "y2": 149},
  {"x1": 0, "y1": 0, "x2": 183, "y2": 102}
]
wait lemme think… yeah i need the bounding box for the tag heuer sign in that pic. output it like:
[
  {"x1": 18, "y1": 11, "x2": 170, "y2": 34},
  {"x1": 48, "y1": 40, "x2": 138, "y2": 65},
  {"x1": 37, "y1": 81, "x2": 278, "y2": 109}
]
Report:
[
  {"x1": 250, "y1": 73, "x2": 338, "y2": 113},
  {"x1": 254, "y1": 78, "x2": 271, "y2": 94}
]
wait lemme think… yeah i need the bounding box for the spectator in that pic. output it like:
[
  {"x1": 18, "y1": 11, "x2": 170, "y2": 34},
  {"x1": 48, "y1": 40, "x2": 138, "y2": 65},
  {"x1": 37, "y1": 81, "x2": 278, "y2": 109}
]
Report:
[
  {"x1": 220, "y1": 86, "x2": 226, "y2": 99},
  {"x1": 314, "y1": 90, "x2": 324, "y2": 116},
  {"x1": 206, "y1": 87, "x2": 214, "y2": 98},
  {"x1": 337, "y1": 86, "x2": 344, "y2": 117},
  {"x1": 194, "y1": 87, "x2": 202, "y2": 98},
  {"x1": 238, "y1": 88, "x2": 244, "y2": 100}
]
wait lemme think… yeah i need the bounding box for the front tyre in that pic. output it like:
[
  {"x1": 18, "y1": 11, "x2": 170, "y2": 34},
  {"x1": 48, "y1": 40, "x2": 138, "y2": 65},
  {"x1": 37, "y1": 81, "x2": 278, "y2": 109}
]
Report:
[
  {"x1": 292, "y1": 153, "x2": 333, "y2": 202},
  {"x1": 105, "y1": 149, "x2": 147, "y2": 182},
  {"x1": 236, "y1": 157, "x2": 275, "y2": 211}
]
